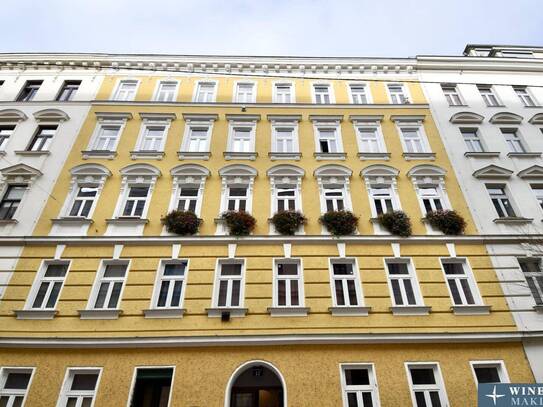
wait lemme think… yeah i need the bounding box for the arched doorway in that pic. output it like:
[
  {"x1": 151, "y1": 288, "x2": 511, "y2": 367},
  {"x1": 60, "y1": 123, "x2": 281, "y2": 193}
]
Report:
[{"x1": 226, "y1": 361, "x2": 286, "y2": 407}]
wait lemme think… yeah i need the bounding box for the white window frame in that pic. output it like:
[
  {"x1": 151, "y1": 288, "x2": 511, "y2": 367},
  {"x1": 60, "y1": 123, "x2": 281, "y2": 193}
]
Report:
[
  {"x1": 384, "y1": 258, "x2": 424, "y2": 307},
  {"x1": 531, "y1": 184, "x2": 543, "y2": 211},
  {"x1": 500, "y1": 127, "x2": 527, "y2": 153},
  {"x1": 27, "y1": 125, "x2": 57, "y2": 152},
  {"x1": 518, "y1": 257, "x2": 543, "y2": 306},
  {"x1": 193, "y1": 81, "x2": 217, "y2": 103},
  {"x1": 486, "y1": 184, "x2": 518, "y2": 218},
  {"x1": 313, "y1": 122, "x2": 344, "y2": 154},
  {"x1": 0, "y1": 125, "x2": 16, "y2": 151},
  {"x1": 272, "y1": 258, "x2": 305, "y2": 308},
  {"x1": 25, "y1": 260, "x2": 71, "y2": 311},
  {"x1": 397, "y1": 124, "x2": 431, "y2": 154},
  {"x1": 119, "y1": 184, "x2": 152, "y2": 218},
  {"x1": 113, "y1": 168, "x2": 159, "y2": 220},
  {"x1": 233, "y1": 81, "x2": 256, "y2": 103},
  {"x1": 387, "y1": 83, "x2": 410, "y2": 104},
  {"x1": 153, "y1": 80, "x2": 179, "y2": 102},
  {"x1": 227, "y1": 121, "x2": 256, "y2": 153},
  {"x1": 87, "y1": 119, "x2": 126, "y2": 152},
  {"x1": 316, "y1": 172, "x2": 353, "y2": 214},
  {"x1": 111, "y1": 79, "x2": 139, "y2": 101},
  {"x1": 348, "y1": 83, "x2": 371, "y2": 104},
  {"x1": 339, "y1": 363, "x2": 380, "y2": 407},
  {"x1": 134, "y1": 120, "x2": 170, "y2": 152},
  {"x1": 219, "y1": 166, "x2": 256, "y2": 216},
  {"x1": 212, "y1": 259, "x2": 246, "y2": 308},
  {"x1": 151, "y1": 259, "x2": 189, "y2": 309},
  {"x1": 478, "y1": 85, "x2": 501, "y2": 107},
  {"x1": 354, "y1": 122, "x2": 386, "y2": 154},
  {"x1": 312, "y1": 83, "x2": 335, "y2": 104},
  {"x1": 127, "y1": 366, "x2": 175, "y2": 407},
  {"x1": 361, "y1": 166, "x2": 402, "y2": 219},
  {"x1": 405, "y1": 362, "x2": 449, "y2": 407},
  {"x1": 441, "y1": 84, "x2": 464, "y2": 106},
  {"x1": 514, "y1": 86, "x2": 538, "y2": 107},
  {"x1": 409, "y1": 170, "x2": 451, "y2": 217},
  {"x1": 470, "y1": 361, "x2": 510, "y2": 385},
  {"x1": 440, "y1": 258, "x2": 484, "y2": 306},
  {"x1": 460, "y1": 128, "x2": 485, "y2": 153},
  {"x1": 86, "y1": 260, "x2": 130, "y2": 311},
  {"x1": 328, "y1": 258, "x2": 364, "y2": 307},
  {"x1": 271, "y1": 122, "x2": 299, "y2": 154},
  {"x1": 273, "y1": 82, "x2": 295, "y2": 103},
  {"x1": 56, "y1": 367, "x2": 102, "y2": 407},
  {"x1": 368, "y1": 184, "x2": 400, "y2": 217},
  {"x1": 168, "y1": 165, "x2": 208, "y2": 216},
  {"x1": 0, "y1": 367, "x2": 35, "y2": 407}
]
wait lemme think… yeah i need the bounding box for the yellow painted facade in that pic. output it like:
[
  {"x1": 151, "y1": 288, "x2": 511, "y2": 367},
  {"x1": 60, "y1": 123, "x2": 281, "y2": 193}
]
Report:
[{"x1": 0, "y1": 73, "x2": 536, "y2": 406}]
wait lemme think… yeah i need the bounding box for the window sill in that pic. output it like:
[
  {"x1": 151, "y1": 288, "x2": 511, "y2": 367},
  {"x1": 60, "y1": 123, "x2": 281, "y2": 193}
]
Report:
[
  {"x1": 178, "y1": 151, "x2": 211, "y2": 160},
  {"x1": 0, "y1": 219, "x2": 18, "y2": 225},
  {"x1": 51, "y1": 217, "x2": 93, "y2": 225},
  {"x1": 314, "y1": 152, "x2": 347, "y2": 160},
  {"x1": 451, "y1": 305, "x2": 491, "y2": 315},
  {"x1": 390, "y1": 306, "x2": 431, "y2": 316},
  {"x1": 206, "y1": 307, "x2": 248, "y2": 318},
  {"x1": 464, "y1": 152, "x2": 500, "y2": 158},
  {"x1": 329, "y1": 306, "x2": 370, "y2": 316},
  {"x1": 402, "y1": 152, "x2": 436, "y2": 161},
  {"x1": 78, "y1": 309, "x2": 122, "y2": 320},
  {"x1": 14, "y1": 309, "x2": 57, "y2": 320},
  {"x1": 507, "y1": 152, "x2": 542, "y2": 158},
  {"x1": 523, "y1": 105, "x2": 543, "y2": 108},
  {"x1": 534, "y1": 305, "x2": 543, "y2": 314},
  {"x1": 493, "y1": 217, "x2": 533, "y2": 225},
  {"x1": 223, "y1": 151, "x2": 258, "y2": 161},
  {"x1": 14, "y1": 150, "x2": 50, "y2": 156},
  {"x1": 0, "y1": 151, "x2": 6, "y2": 157},
  {"x1": 106, "y1": 217, "x2": 149, "y2": 225},
  {"x1": 82, "y1": 150, "x2": 117, "y2": 160},
  {"x1": 267, "y1": 307, "x2": 310, "y2": 317},
  {"x1": 357, "y1": 152, "x2": 390, "y2": 161},
  {"x1": 130, "y1": 151, "x2": 165, "y2": 160},
  {"x1": 447, "y1": 104, "x2": 469, "y2": 107},
  {"x1": 485, "y1": 104, "x2": 506, "y2": 108},
  {"x1": 268, "y1": 152, "x2": 302, "y2": 161},
  {"x1": 143, "y1": 308, "x2": 186, "y2": 319}
]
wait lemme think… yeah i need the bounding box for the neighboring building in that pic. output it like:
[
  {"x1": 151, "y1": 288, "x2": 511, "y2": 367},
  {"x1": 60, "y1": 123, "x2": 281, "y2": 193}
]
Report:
[
  {"x1": 419, "y1": 44, "x2": 543, "y2": 381},
  {"x1": 0, "y1": 53, "x2": 538, "y2": 407},
  {"x1": 0, "y1": 55, "x2": 103, "y2": 302}
]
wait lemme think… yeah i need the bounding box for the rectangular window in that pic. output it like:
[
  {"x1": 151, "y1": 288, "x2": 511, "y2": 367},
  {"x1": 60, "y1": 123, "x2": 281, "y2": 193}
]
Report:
[
  {"x1": 276, "y1": 187, "x2": 297, "y2": 212},
  {"x1": 386, "y1": 260, "x2": 421, "y2": 306},
  {"x1": 226, "y1": 186, "x2": 248, "y2": 211},
  {"x1": 370, "y1": 186, "x2": 394, "y2": 215},
  {"x1": 357, "y1": 127, "x2": 383, "y2": 153},
  {"x1": 90, "y1": 262, "x2": 128, "y2": 309},
  {"x1": 194, "y1": 82, "x2": 216, "y2": 102},
  {"x1": 350, "y1": 84, "x2": 368, "y2": 104},
  {"x1": 0, "y1": 185, "x2": 26, "y2": 220},
  {"x1": 122, "y1": 186, "x2": 150, "y2": 217},
  {"x1": 388, "y1": 84, "x2": 407, "y2": 104},
  {"x1": 441, "y1": 259, "x2": 480, "y2": 306},
  {"x1": 501, "y1": 128, "x2": 526, "y2": 153},
  {"x1": 461, "y1": 128, "x2": 484, "y2": 152},
  {"x1": 92, "y1": 124, "x2": 121, "y2": 151},
  {"x1": 138, "y1": 125, "x2": 166, "y2": 151},
  {"x1": 478, "y1": 85, "x2": 500, "y2": 107},
  {"x1": 235, "y1": 83, "x2": 255, "y2": 103},
  {"x1": 514, "y1": 86, "x2": 537, "y2": 107},
  {"x1": 0, "y1": 125, "x2": 15, "y2": 150},
  {"x1": 0, "y1": 368, "x2": 34, "y2": 407},
  {"x1": 486, "y1": 185, "x2": 516, "y2": 217},
  {"x1": 28, "y1": 261, "x2": 69, "y2": 310},
  {"x1": 186, "y1": 126, "x2": 210, "y2": 152},
  {"x1": 113, "y1": 80, "x2": 138, "y2": 101},
  {"x1": 340, "y1": 364, "x2": 379, "y2": 407},
  {"x1": 17, "y1": 80, "x2": 42, "y2": 102},
  {"x1": 314, "y1": 85, "x2": 331, "y2": 104},
  {"x1": 129, "y1": 367, "x2": 173, "y2": 407},
  {"x1": 274, "y1": 260, "x2": 303, "y2": 307},
  {"x1": 441, "y1": 84, "x2": 463, "y2": 106},
  {"x1": 177, "y1": 187, "x2": 200, "y2": 212},
  {"x1": 330, "y1": 260, "x2": 361, "y2": 307},
  {"x1": 57, "y1": 368, "x2": 101, "y2": 407},
  {"x1": 153, "y1": 260, "x2": 187, "y2": 308},
  {"x1": 57, "y1": 80, "x2": 81, "y2": 101},
  {"x1": 27, "y1": 125, "x2": 57, "y2": 151},
  {"x1": 215, "y1": 260, "x2": 244, "y2": 307},
  {"x1": 231, "y1": 127, "x2": 252, "y2": 152},
  {"x1": 531, "y1": 184, "x2": 543, "y2": 210},
  {"x1": 418, "y1": 186, "x2": 443, "y2": 214},
  {"x1": 69, "y1": 185, "x2": 99, "y2": 217},
  {"x1": 155, "y1": 81, "x2": 177, "y2": 102},
  {"x1": 274, "y1": 83, "x2": 293, "y2": 103},
  {"x1": 400, "y1": 127, "x2": 425, "y2": 153},
  {"x1": 274, "y1": 127, "x2": 296, "y2": 153},
  {"x1": 407, "y1": 364, "x2": 448, "y2": 407},
  {"x1": 317, "y1": 128, "x2": 339, "y2": 153},
  {"x1": 471, "y1": 362, "x2": 508, "y2": 384},
  {"x1": 324, "y1": 187, "x2": 345, "y2": 212},
  {"x1": 518, "y1": 258, "x2": 543, "y2": 305}
]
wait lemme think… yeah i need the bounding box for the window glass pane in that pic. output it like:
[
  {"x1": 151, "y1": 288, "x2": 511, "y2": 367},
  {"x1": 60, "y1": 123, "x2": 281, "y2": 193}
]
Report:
[
  {"x1": 164, "y1": 263, "x2": 186, "y2": 276},
  {"x1": 278, "y1": 263, "x2": 298, "y2": 275},
  {"x1": 104, "y1": 264, "x2": 127, "y2": 278},
  {"x1": 475, "y1": 367, "x2": 501, "y2": 383},
  {"x1": 333, "y1": 263, "x2": 353, "y2": 275},
  {"x1": 415, "y1": 392, "x2": 428, "y2": 407},
  {"x1": 347, "y1": 393, "x2": 358, "y2": 407},
  {"x1": 387, "y1": 263, "x2": 408, "y2": 274},
  {"x1": 221, "y1": 263, "x2": 242, "y2": 276},
  {"x1": 4, "y1": 372, "x2": 31, "y2": 389},
  {"x1": 231, "y1": 280, "x2": 240, "y2": 306},
  {"x1": 345, "y1": 368, "x2": 369, "y2": 385},
  {"x1": 44, "y1": 264, "x2": 68, "y2": 277},
  {"x1": 107, "y1": 282, "x2": 122, "y2": 308},
  {"x1": 411, "y1": 368, "x2": 436, "y2": 385},
  {"x1": 71, "y1": 373, "x2": 98, "y2": 391},
  {"x1": 157, "y1": 281, "x2": 169, "y2": 307}
]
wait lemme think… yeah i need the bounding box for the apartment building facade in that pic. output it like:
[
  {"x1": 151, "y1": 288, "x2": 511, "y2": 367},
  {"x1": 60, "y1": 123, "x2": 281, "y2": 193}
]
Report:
[
  {"x1": 0, "y1": 53, "x2": 539, "y2": 407},
  {"x1": 419, "y1": 44, "x2": 543, "y2": 382}
]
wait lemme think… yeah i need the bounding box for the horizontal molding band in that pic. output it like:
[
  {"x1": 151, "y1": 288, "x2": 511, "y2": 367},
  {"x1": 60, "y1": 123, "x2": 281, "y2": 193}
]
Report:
[
  {"x1": 0, "y1": 331, "x2": 542, "y2": 349},
  {"x1": 0, "y1": 234, "x2": 541, "y2": 246}
]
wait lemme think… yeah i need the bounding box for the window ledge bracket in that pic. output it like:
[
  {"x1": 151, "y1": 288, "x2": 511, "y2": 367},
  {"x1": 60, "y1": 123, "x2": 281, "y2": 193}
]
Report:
[
  {"x1": 106, "y1": 217, "x2": 149, "y2": 225},
  {"x1": 493, "y1": 217, "x2": 533, "y2": 224},
  {"x1": 314, "y1": 152, "x2": 347, "y2": 161},
  {"x1": 178, "y1": 151, "x2": 211, "y2": 160},
  {"x1": 223, "y1": 152, "x2": 258, "y2": 161},
  {"x1": 507, "y1": 152, "x2": 543, "y2": 158},
  {"x1": 14, "y1": 150, "x2": 51, "y2": 156},
  {"x1": 206, "y1": 307, "x2": 248, "y2": 318},
  {"x1": 357, "y1": 152, "x2": 391, "y2": 161},
  {"x1": 51, "y1": 217, "x2": 93, "y2": 225},
  {"x1": 402, "y1": 152, "x2": 436, "y2": 161},
  {"x1": 464, "y1": 152, "x2": 501, "y2": 158},
  {"x1": 130, "y1": 151, "x2": 165, "y2": 160},
  {"x1": 268, "y1": 152, "x2": 302, "y2": 161},
  {"x1": 81, "y1": 150, "x2": 117, "y2": 160}
]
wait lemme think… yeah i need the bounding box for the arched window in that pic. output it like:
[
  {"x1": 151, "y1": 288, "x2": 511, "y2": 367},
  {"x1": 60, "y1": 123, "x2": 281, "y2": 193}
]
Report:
[
  {"x1": 169, "y1": 164, "x2": 210, "y2": 215},
  {"x1": 218, "y1": 164, "x2": 257, "y2": 214},
  {"x1": 314, "y1": 164, "x2": 353, "y2": 213},
  {"x1": 267, "y1": 165, "x2": 304, "y2": 214},
  {"x1": 361, "y1": 165, "x2": 401, "y2": 217},
  {"x1": 407, "y1": 165, "x2": 450, "y2": 215}
]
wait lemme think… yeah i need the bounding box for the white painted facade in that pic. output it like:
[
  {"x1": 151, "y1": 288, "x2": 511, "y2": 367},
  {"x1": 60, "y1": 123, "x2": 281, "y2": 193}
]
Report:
[
  {"x1": 418, "y1": 45, "x2": 543, "y2": 381},
  {"x1": 0, "y1": 61, "x2": 103, "y2": 298}
]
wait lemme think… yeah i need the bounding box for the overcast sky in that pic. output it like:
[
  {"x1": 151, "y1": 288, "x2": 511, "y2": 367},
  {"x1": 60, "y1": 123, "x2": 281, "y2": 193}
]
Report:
[{"x1": 2, "y1": 0, "x2": 542, "y2": 57}]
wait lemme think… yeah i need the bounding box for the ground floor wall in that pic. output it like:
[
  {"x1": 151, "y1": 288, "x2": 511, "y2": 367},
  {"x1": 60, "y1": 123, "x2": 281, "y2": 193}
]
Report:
[{"x1": 0, "y1": 342, "x2": 535, "y2": 406}]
